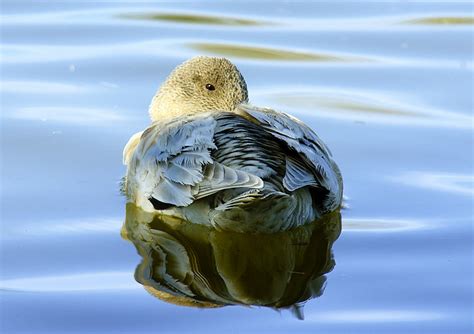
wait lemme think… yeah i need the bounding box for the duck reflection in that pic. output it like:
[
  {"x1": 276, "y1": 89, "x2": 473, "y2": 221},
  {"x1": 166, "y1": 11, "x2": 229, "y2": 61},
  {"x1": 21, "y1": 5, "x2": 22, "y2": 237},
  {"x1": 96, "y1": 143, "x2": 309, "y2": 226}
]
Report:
[{"x1": 122, "y1": 204, "x2": 341, "y2": 319}]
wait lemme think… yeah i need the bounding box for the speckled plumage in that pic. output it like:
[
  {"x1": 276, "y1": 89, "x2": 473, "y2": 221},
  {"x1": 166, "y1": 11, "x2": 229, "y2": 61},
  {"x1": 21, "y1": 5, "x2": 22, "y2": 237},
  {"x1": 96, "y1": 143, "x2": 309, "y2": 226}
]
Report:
[
  {"x1": 123, "y1": 56, "x2": 343, "y2": 232},
  {"x1": 149, "y1": 57, "x2": 248, "y2": 121}
]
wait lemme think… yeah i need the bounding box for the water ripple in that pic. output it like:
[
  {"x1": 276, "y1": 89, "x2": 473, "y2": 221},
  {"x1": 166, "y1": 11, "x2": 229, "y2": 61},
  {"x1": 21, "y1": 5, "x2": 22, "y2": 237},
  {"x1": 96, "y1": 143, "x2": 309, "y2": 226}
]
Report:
[
  {"x1": 2, "y1": 217, "x2": 122, "y2": 240},
  {"x1": 1, "y1": 80, "x2": 89, "y2": 94},
  {"x1": 120, "y1": 12, "x2": 271, "y2": 27},
  {"x1": 189, "y1": 42, "x2": 372, "y2": 62},
  {"x1": 306, "y1": 309, "x2": 446, "y2": 323},
  {"x1": 392, "y1": 172, "x2": 474, "y2": 196},
  {"x1": 3, "y1": 8, "x2": 473, "y2": 31},
  {"x1": 0, "y1": 272, "x2": 138, "y2": 292},
  {"x1": 403, "y1": 16, "x2": 474, "y2": 25},
  {"x1": 256, "y1": 88, "x2": 474, "y2": 129},
  {"x1": 3, "y1": 39, "x2": 467, "y2": 70},
  {"x1": 9, "y1": 107, "x2": 125, "y2": 124},
  {"x1": 343, "y1": 218, "x2": 428, "y2": 232}
]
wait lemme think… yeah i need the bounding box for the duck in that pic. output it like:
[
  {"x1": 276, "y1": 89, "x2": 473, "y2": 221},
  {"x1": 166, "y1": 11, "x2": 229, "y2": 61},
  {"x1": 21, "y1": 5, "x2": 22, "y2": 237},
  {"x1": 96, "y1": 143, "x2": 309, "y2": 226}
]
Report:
[{"x1": 123, "y1": 56, "x2": 343, "y2": 233}]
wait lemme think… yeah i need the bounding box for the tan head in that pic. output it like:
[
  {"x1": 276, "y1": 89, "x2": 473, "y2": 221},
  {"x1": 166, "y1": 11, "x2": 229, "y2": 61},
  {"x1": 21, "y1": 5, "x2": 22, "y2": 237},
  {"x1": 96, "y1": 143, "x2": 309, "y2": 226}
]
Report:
[{"x1": 149, "y1": 56, "x2": 248, "y2": 121}]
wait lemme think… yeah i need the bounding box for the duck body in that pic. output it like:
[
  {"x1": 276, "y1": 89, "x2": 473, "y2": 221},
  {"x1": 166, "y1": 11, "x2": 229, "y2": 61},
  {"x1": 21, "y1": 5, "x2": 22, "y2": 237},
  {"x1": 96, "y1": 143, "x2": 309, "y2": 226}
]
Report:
[
  {"x1": 124, "y1": 105, "x2": 342, "y2": 232},
  {"x1": 123, "y1": 56, "x2": 342, "y2": 232}
]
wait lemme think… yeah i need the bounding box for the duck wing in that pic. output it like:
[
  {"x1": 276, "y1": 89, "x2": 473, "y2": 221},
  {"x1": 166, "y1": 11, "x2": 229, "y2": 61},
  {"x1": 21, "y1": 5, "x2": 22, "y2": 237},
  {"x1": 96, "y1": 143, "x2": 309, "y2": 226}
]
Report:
[
  {"x1": 124, "y1": 113, "x2": 263, "y2": 210},
  {"x1": 237, "y1": 105, "x2": 343, "y2": 210}
]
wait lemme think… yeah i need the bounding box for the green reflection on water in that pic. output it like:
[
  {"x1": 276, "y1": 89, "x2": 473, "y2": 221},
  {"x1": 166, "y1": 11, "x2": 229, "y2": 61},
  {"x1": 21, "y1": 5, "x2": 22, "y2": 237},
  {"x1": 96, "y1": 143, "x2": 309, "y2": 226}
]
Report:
[
  {"x1": 121, "y1": 13, "x2": 268, "y2": 26},
  {"x1": 317, "y1": 100, "x2": 424, "y2": 117},
  {"x1": 273, "y1": 93, "x2": 424, "y2": 117},
  {"x1": 404, "y1": 16, "x2": 474, "y2": 25},
  {"x1": 190, "y1": 43, "x2": 370, "y2": 62}
]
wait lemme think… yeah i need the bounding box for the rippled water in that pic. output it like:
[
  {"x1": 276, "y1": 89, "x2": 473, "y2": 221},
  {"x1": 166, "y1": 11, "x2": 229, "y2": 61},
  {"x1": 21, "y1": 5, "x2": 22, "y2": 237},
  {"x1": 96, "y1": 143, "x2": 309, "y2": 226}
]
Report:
[{"x1": 1, "y1": 1, "x2": 473, "y2": 333}]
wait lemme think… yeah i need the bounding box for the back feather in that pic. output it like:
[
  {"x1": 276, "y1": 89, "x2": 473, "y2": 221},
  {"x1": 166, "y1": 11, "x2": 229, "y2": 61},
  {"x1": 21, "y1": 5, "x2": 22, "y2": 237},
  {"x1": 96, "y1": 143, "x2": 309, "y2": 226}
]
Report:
[{"x1": 125, "y1": 113, "x2": 263, "y2": 210}]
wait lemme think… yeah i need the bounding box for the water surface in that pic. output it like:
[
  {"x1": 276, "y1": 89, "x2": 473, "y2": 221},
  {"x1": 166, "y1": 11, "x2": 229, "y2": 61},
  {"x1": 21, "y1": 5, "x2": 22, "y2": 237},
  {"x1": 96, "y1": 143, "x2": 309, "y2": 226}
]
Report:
[{"x1": 1, "y1": 1, "x2": 473, "y2": 333}]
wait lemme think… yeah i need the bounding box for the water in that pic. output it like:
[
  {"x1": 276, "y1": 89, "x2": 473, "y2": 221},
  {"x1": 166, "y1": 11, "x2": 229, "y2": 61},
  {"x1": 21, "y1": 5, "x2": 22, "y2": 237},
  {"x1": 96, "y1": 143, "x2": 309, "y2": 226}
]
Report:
[{"x1": 1, "y1": 1, "x2": 473, "y2": 333}]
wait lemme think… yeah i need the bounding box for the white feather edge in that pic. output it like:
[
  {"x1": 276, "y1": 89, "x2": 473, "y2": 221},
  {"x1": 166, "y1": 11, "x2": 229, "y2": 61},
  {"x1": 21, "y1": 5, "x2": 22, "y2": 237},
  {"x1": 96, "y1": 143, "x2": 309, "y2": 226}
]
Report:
[{"x1": 123, "y1": 131, "x2": 144, "y2": 165}]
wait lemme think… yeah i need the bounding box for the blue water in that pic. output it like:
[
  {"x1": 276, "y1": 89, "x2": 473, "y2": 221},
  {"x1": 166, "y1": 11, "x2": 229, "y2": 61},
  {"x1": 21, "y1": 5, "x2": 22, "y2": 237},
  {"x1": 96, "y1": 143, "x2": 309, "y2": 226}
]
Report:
[{"x1": 1, "y1": 1, "x2": 473, "y2": 333}]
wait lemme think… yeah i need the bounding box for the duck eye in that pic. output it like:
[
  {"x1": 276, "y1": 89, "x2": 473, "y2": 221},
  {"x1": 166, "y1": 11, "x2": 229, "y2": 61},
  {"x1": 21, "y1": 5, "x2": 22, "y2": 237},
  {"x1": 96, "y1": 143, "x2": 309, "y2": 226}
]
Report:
[{"x1": 205, "y1": 84, "x2": 215, "y2": 91}]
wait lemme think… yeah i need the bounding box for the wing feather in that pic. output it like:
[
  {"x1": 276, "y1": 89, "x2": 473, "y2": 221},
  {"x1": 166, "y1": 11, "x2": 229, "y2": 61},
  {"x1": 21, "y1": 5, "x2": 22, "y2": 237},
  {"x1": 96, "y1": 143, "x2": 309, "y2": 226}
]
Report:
[
  {"x1": 194, "y1": 162, "x2": 263, "y2": 200},
  {"x1": 238, "y1": 105, "x2": 343, "y2": 208},
  {"x1": 123, "y1": 131, "x2": 144, "y2": 165},
  {"x1": 124, "y1": 113, "x2": 263, "y2": 210},
  {"x1": 283, "y1": 156, "x2": 319, "y2": 191}
]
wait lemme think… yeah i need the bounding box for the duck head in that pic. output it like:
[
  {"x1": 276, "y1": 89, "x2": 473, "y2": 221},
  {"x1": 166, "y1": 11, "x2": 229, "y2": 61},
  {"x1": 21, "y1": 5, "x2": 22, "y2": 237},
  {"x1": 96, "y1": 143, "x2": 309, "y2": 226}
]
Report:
[{"x1": 149, "y1": 56, "x2": 248, "y2": 121}]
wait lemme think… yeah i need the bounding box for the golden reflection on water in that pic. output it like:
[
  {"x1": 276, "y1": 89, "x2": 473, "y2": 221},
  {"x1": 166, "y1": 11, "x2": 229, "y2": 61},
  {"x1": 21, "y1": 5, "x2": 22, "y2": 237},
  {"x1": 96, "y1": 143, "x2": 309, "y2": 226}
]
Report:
[
  {"x1": 403, "y1": 16, "x2": 474, "y2": 25},
  {"x1": 190, "y1": 43, "x2": 371, "y2": 62},
  {"x1": 263, "y1": 90, "x2": 473, "y2": 128},
  {"x1": 271, "y1": 92, "x2": 422, "y2": 117},
  {"x1": 121, "y1": 13, "x2": 269, "y2": 26},
  {"x1": 122, "y1": 204, "x2": 341, "y2": 318}
]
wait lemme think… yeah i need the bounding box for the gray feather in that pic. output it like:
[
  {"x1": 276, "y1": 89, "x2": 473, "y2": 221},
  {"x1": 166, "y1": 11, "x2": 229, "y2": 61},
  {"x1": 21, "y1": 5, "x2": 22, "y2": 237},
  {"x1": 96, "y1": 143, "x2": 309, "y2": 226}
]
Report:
[
  {"x1": 126, "y1": 114, "x2": 217, "y2": 207},
  {"x1": 125, "y1": 113, "x2": 264, "y2": 209},
  {"x1": 164, "y1": 161, "x2": 205, "y2": 185},
  {"x1": 151, "y1": 178, "x2": 193, "y2": 207},
  {"x1": 283, "y1": 156, "x2": 318, "y2": 191},
  {"x1": 195, "y1": 162, "x2": 263, "y2": 199},
  {"x1": 238, "y1": 105, "x2": 342, "y2": 207}
]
